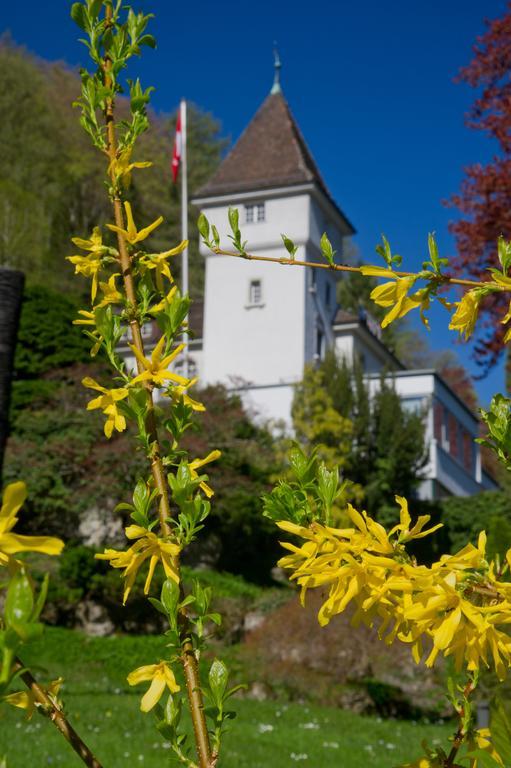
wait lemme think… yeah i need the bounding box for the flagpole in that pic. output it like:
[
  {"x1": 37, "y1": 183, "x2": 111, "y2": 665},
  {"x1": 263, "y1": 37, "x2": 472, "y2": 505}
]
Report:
[{"x1": 180, "y1": 98, "x2": 189, "y2": 379}]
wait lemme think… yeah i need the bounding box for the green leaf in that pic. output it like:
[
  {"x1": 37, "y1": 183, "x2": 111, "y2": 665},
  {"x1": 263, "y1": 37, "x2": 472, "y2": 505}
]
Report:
[
  {"x1": 316, "y1": 464, "x2": 339, "y2": 515},
  {"x1": 428, "y1": 232, "x2": 439, "y2": 267},
  {"x1": 161, "y1": 579, "x2": 180, "y2": 616},
  {"x1": 133, "y1": 478, "x2": 150, "y2": 514},
  {"x1": 498, "y1": 236, "x2": 511, "y2": 273},
  {"x1": 289, "y1": 445, "x2": 318, "y2": 485},
  {"x1": 164, "y1": 692, "x2": 182, "y2": 728},
  {"x1": 225, "y1": 684, "x2": 246, "y2": 700},
  {"x1": 211, "y1": 225, "x2": 220, "y2": 248},
  {"x1": 32, "y1": 574, "x2": 49, "y2": 621},
  {"x1": 138, "y1": 34, "x2": 156, "y2": 49},
  {"x1": 197, "y1": 213, "x2": 210, "y2": 243},
  {"x1": 281, "y1": 234, "x2": 298, "y2": 259},
  {"x1": 5, "y1": 570, "x2": 34, "y2": 627},
  {"x1": 376, "y1": 234, "x2": 392, "y2": 265},
  {"x1": 208, "y1": 659, "x2": 228, "y2": 707},
  {"x1": 148, "y1": 598, "x2": 167, "y2": 616},
  {"x1": 88, "y1": 0, "x2": 103, "y2": 19},
  {"x1": 179, "y1": 594, "x2": 196, "y2": 609},
  {"x1": 320, "y1": 232, "x2": 335, "y2": 266},
  {"x1": 70, "y1": 3, "x2": 88, "y2": 30},
  {"x1": 376, "y1": 234, "x2": 402, "y2": 267},
  {"x1": 228, "y1": 207, "x2": 239, "y2": 236}
]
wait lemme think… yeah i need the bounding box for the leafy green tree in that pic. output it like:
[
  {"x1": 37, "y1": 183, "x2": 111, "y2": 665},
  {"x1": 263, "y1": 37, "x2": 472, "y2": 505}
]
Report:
[
  {"x1": 0, "y1": 41, "x2": 225, "y2": 296},
  {"x1": 292, "y1": 365, "x2": 353, "y2": 469},
  {"x1": 292, "y1": 352, "x2": 427, "y2": 518},
  {"x1": 9, "y1": 285, "x2": 91, "y2": 417}
]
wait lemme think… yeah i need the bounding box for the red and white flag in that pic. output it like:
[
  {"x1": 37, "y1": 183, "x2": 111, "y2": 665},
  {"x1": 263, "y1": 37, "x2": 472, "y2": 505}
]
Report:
[{"x1": 172, "y1": 108, "x2": 182, "y2": 183}]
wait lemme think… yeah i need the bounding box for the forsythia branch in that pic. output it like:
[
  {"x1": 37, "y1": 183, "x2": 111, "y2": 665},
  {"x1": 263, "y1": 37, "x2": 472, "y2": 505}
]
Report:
[{"x1": 14, "y1": 658, "x2": 103, "y2": 768}]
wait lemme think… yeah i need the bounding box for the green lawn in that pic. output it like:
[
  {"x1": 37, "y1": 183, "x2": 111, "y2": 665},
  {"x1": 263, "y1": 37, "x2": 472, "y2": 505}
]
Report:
[{"x1": 0, "y1": 628, "x2": 451, "y2": 767}]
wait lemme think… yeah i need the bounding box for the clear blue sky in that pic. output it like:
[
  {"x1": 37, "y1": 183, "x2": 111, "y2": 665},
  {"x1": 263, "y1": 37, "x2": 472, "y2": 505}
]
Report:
[{"x1": 2, "y1": 1, "x2": 508, "y2": 405}]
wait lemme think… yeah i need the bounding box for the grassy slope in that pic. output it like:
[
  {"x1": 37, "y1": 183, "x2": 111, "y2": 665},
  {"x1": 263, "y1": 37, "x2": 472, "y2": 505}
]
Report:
[{"x1": 0, "y1": 628, "x2": 451, "y2": 767}]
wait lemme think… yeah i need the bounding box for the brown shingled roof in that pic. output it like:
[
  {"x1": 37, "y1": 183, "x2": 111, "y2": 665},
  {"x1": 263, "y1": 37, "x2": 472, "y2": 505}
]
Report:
[{"x1": 195, "y1": 91, "x2": 350, "y2": 221}]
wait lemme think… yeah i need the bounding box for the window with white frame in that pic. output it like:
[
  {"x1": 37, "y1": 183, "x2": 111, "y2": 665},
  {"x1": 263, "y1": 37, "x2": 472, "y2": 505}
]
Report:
[
  {"x1": 248, "y1": 279, "x2": 263, "y2": 306},
  {"x1": 245, "y1": 202, "x2": 265, "y2": 223}
]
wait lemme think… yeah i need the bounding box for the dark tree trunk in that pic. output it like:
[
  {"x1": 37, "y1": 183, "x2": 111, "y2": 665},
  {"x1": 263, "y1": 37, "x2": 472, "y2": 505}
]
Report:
[{"x1": 0, "y1": 267, "x2": 24, "y2": 480}]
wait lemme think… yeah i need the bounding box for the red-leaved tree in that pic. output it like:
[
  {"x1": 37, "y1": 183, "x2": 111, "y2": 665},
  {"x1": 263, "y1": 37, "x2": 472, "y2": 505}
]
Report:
[{"x1": 448, "y1": 4, "x2": 511, "y2": 378}]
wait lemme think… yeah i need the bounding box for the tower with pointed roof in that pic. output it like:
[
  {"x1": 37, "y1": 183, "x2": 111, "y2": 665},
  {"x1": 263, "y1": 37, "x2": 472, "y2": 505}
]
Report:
[{"x1": 193, "y1": 76, "x2": 355, "y2": 424}]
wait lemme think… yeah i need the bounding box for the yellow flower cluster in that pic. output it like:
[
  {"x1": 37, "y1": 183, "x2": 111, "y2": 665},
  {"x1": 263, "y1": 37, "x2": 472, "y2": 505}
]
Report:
[
  {"x1": 81, "y1": 337, "x2": 206, "y2": 439},
  {"x1": 68, "y1": 203, "x2": 186, "y2": 306},
  {"x1": 96, "y1": 525, "x2": 181, "y2": 604},
  {"x1": 278, "y1": 497, "x2": 511, "y2": 679},
  {"x1": 360, "y1": 266, "x2": 427, "y2": 328}
]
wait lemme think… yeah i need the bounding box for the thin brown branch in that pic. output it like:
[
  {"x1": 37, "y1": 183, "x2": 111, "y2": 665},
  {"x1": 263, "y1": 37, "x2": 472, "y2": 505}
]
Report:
[
  {"x1": 213, "y1": 247, "x2": 485, "y2": 289},
  {"x1": 101, "y1": 7, "x2": 212, "y2": 766},
  {"x1": 14, "y1": 658, "x2": 103, "y2": 768}
]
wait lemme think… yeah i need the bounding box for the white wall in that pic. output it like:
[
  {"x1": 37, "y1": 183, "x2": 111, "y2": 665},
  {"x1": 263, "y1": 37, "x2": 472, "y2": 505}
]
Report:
[
  {"x1": 235, "y1": 383, "x2": 295, "y2": 427},
  {"x1": 201, "y1": 251, "x2": 306, "y2": 386},
  {"x1": 199, "y1": 191, "x2": 315, "y2": 390},
  {"x1": 334, "y1": 334, "x2": 355, "y2": 365}
]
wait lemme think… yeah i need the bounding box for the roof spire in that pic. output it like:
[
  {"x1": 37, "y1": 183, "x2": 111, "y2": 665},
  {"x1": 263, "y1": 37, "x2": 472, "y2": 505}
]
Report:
[{"x1": 271, "y1": 43, "x2": 282, "y2": 94}]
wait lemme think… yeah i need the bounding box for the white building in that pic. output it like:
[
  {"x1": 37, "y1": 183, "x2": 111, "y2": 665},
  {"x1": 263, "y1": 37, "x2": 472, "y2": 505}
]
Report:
[
  {"x1": 193, "y1": 77, "x2": 352, "y2": 427},
  {"x1": 121, "y1": 75, "x2": 497, "y2": 500},
  {"x1": 191, "y1": 76, "x2": 498, "y2": 500}
]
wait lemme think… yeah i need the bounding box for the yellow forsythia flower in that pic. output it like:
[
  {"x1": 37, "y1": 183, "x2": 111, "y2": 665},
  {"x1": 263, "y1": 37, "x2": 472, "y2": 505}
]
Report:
[
  {"x1": 277, "y1": 498, "x2": 511, "y2": 679},
  {"x1": 3, "y1": 679, "x2": 63, "y2": 720},
  {"x1": 127, "y1": 661, "x2": 180, "y2": 712},
  {"x1": 73, "y1": 311, "x2": 103, "y2": 356},
  {"x1": 107, "y1": 201, "x2": 163, "y2": 245},
  {"x1": 82, "y1": 377, "x2": 129, "y2": 438},
  {"x1": 67, "y1": 226, "x2": 109, "y2": 301},
  {"x1": 139, "y1": 240, "x2": 188, "y2": 290},
  {"x1": 129, "y1": 337, "x2": 188, "y2": 388},
  {"x1": 189, "y1": 450, "x2": 222, "y2": 497},
  {"x1": 448, "y1": 289, "x2": 481, "y2": 339},
  {"x1": 0, "y1": 482, "x2": 64, "y2": 567},
  {"x1": 389, "y1": 496, "x2": 443, "y2": 543},
  {"x1": 149, "y1": 285, "x2": 178, "y2": 315},
  {"x1": 96, "y1": 525, "x2": 181, "y2": 604},
  {"x1": 370, "y1": 275, "x2": 421, "y2": 328},
  {"x1": 95, "y1": 274, "x2": 123, "y2": 308},
  {"x1": 108, "y1": 147, "x2": 152, "y2": 188},
  {"x1": 166, "y1": 377, "x2": 205, "y2": 412},
  {"x1": 466, "y1": 727, "x2": 504, "y2": 766}
]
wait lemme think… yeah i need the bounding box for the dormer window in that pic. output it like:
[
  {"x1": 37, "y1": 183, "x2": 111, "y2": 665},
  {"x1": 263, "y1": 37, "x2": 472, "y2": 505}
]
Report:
[{"x1": 245, "y1": 202, "x2": 265, "y2": 223}]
